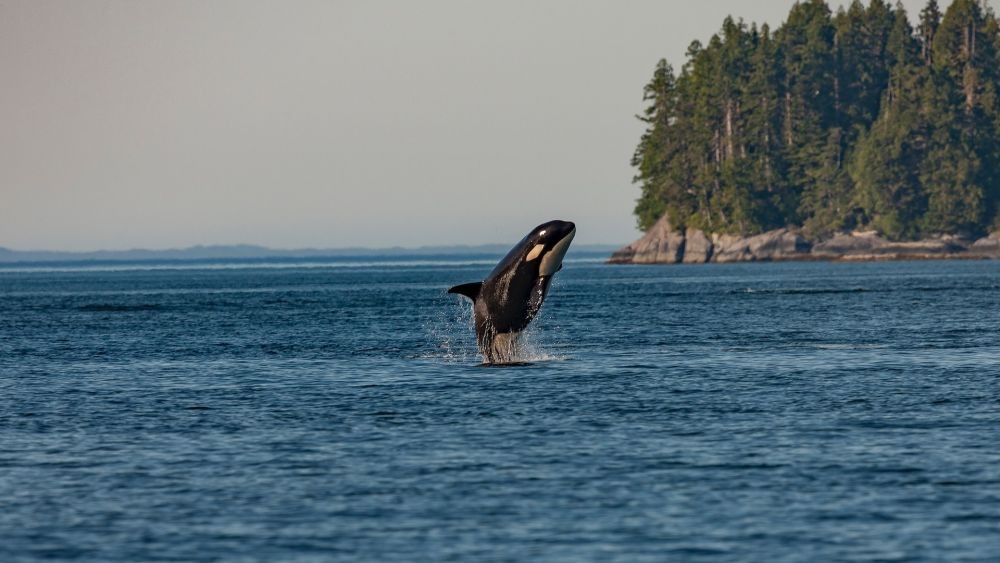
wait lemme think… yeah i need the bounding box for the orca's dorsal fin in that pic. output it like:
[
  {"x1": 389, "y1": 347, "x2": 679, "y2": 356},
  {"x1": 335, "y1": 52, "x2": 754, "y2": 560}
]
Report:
[{"x1": 448, "y1": 281, "x2": 482, "y2": 301}]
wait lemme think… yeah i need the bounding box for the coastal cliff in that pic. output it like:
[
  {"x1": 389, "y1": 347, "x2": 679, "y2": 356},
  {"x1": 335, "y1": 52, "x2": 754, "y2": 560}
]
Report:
[{"x1": 609, "y1": 215, "x2": 1000, "y2": 264}]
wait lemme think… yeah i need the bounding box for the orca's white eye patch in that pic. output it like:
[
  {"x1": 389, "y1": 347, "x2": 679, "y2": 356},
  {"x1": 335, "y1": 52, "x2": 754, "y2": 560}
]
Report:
[{"x1": 526, "y1": 244, "x2": 546, "y2": 261}]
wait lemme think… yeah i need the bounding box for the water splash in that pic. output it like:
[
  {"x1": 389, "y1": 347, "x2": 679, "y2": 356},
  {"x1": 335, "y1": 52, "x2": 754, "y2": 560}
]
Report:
[
  {"x1": 508, "y1": 326, "x2": 567, "y2": 364},
  {"x1": 420, "y1": 292, "x2": 479, "y2": 363},
  {"x1": 423, "y1": 292, "x2": 565, "y2": 365}
]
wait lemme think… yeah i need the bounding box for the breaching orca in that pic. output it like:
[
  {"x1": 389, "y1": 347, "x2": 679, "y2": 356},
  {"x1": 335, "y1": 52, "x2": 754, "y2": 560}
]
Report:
[{"x1": 449, "y1": 220, "x2": 576, "y2": 364}]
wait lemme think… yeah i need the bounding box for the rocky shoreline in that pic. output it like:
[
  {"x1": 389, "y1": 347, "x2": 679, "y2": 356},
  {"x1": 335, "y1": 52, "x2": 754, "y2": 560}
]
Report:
[{"x1": 608, "y1": 214, "x2": 1000, "y2": 264}]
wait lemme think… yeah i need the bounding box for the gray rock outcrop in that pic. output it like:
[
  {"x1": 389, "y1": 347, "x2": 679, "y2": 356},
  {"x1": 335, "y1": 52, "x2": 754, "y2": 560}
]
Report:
[
  {"x1": 711, "y1": 233, "x2": 752, "y2": 263},
  {"x1": 610, "y1": 224, "x2": 1000, "y2": 264},
  {"x1": 711, "y1": 229, "x2": 811, "y2": 263},
  {"x1": 812, "y1": 231, "x2": 970, "y2": 260},
  {"x1": 683, "y1": 228, "x2": 713, "y2": 264},
  {"x1": 608, "y1": 214, "x2": 685, "y2": 264},
  {"x1": 969, "y1": 234, "x2": 1000, "y2": 257},
  {"x1": 610, "y1": 218, "x2": 813, "y2": 264}
]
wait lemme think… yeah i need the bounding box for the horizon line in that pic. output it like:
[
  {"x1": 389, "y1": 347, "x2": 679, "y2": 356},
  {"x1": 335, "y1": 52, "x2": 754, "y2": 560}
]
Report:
[
  {"x1": 0, "y1": 243, "x2": 622, "y2": 265},
  {"x1": 0, "y1": 241, "x2": 623, "y2": 255}
]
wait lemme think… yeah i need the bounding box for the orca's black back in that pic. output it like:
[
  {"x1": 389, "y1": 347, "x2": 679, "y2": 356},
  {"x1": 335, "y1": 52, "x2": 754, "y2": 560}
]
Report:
[{"x1": 478, "y1": 261, "x2": 551, "y2": 334}]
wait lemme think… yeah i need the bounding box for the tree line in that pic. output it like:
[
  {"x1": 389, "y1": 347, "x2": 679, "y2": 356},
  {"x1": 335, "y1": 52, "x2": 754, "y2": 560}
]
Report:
[{"x1": 632, "y1": 0, "x2": 1000, "y2": 240}]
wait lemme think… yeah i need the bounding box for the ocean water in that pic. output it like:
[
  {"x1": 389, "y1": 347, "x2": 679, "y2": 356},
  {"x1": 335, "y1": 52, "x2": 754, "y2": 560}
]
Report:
[{"x1": 2, "y1": 256, "x2": 1000, "y2": 561}]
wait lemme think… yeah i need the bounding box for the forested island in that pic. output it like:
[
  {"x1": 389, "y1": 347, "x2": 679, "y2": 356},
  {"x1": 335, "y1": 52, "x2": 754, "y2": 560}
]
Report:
[{"x1": 612, "y1": 0, "x2": 1000, "y2": 263}]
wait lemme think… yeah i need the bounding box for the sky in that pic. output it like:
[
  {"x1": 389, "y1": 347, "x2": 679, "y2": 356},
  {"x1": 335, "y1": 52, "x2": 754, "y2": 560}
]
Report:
[{"x1": 2, "y1": 0, "x2": 995, "y2": 251}]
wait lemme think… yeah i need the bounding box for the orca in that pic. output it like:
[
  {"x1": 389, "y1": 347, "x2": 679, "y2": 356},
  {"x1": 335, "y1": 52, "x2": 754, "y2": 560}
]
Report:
[{"x1": 449, "y1": 220, "x2": 576, "y2": 364}]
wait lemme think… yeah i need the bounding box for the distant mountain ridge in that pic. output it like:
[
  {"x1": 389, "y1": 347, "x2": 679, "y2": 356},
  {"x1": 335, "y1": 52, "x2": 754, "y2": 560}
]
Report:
[{"x1": 0, "y1": 243, "x2": 620, "y2": 264}]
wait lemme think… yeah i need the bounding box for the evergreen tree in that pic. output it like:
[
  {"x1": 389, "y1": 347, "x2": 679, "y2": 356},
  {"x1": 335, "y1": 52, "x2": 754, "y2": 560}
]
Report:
[
  {"x1": 850, "y1": 3, "x2": 927, "y2": 240},
  {"x1": 777, "y1": 0, "x2": 837, "y2": 224},
  {"x1": 919, "y1": 0, "x2": 998, "y2": 234},
  {"x1": 918, "y1": 0, "x2": 943, "y2": 64},
  {"x1": 742, "y1": 23, "x2": 790, "y2": 229},
  {"x1": 834, "y1": 0, "x2": 895, "y2": 131},
  {"x1": 632, "y1": 59, "x2": 678, "y2": 231}
]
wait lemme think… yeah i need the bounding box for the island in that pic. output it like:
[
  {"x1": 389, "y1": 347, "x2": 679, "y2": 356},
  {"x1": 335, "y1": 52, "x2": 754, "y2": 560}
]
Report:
[{"x1": 613, "y1": 0, "x2": 1000, "y2": 264}]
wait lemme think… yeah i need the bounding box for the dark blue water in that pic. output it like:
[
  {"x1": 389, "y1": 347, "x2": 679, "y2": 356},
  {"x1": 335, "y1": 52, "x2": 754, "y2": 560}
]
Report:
[{"x1": 2, "y1": 257, "x2": 1000, "y2": 561}]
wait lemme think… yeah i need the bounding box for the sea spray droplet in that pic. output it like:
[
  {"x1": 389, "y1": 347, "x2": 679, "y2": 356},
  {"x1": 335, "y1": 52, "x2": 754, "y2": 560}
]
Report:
[{"x1": 422, "y1": 292, "x2": 478, "y2": 362}]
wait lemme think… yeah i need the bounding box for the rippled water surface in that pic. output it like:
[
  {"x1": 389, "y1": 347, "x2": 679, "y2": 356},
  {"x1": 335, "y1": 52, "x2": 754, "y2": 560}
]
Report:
[{"x1": 2, "y1": 257, "x2": 1000, "y2": 561}]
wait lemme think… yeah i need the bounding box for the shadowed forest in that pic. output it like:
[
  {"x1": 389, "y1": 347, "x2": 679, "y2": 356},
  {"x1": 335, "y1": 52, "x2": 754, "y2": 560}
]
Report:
[{"x1": 632, "y1": 0, "x2": 1000, "y2": 240}]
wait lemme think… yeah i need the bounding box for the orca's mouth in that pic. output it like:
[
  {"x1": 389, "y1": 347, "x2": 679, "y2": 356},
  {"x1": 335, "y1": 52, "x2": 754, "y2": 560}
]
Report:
[{"x1": 539, "y1": 227, "x2": 575, "y2": 276}]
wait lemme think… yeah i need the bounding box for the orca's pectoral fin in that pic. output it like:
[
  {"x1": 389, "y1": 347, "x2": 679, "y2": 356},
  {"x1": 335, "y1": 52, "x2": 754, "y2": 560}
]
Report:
[{"x1": 448, "y1": 281, "x2": 483, "y2": 301}]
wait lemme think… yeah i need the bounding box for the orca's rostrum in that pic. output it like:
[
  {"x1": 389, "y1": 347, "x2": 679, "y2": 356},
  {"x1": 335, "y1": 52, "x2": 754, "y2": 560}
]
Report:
[{"x1": 449, "y1": 220, "x2": 575, "y2": 364}]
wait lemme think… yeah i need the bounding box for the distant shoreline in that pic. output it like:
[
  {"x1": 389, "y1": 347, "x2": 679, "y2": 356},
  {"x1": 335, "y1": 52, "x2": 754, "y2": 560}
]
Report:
[{"x1": 0, "y1": 244, "x2": 620, "y2": 266}]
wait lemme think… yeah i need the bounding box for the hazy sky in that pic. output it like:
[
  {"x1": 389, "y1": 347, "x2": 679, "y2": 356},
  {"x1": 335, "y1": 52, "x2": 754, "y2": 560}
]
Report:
[{"x1": 2, "y1": 0, "x2": 994, "y2": 250}]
